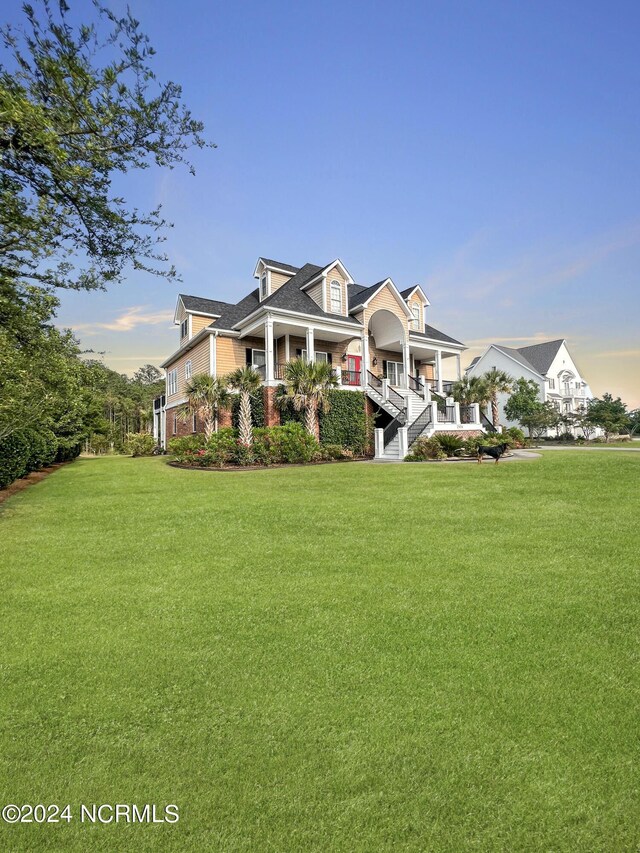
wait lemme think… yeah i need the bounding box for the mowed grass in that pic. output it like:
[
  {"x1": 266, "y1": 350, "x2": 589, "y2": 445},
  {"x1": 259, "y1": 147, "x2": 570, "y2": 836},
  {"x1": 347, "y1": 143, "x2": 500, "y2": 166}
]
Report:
[{"x1": 0, "y1": 452, "x2": 638, "y2": 852}]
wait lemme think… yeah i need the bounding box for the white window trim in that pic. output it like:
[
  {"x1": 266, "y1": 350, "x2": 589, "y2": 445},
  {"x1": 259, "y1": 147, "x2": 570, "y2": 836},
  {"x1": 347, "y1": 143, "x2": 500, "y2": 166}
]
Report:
[
  {"x1": 180, "y1": 318, "x2": 189, "y2": 339},
  {"x1": 167, "y1": 368, "x2": 178, "y2": 396},
  {"x1": 260, "y1": 274, "x2": 268, "y2": 300},
  {"x1": 185, "y1": 359, "x2": 192, "y2": 380},
  {"x1": 330, "y1": 280, "x2": 342, "y2": 314}
]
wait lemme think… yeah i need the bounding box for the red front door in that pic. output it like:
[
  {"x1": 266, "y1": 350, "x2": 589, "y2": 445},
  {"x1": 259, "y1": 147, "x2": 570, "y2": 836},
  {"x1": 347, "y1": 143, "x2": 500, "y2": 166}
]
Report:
[{"x1": 345, "y1": 355, "x2": 361, "y2": 386}]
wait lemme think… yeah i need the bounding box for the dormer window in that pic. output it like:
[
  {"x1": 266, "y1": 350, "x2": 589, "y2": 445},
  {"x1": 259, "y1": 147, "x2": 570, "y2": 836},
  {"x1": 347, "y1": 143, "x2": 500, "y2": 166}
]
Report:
[
  {"x1": 411, "y1": 304, "x2": 420, "y2": 328},
  {"x1": 330, "y1": 280, "x2": 342, "y2": 314},
  {"x1": 260, "y1": 275, "x2": 267, "y2": 300},
  {"x1": 180, "y1": 318, "x2": 189, "y2": 338}
]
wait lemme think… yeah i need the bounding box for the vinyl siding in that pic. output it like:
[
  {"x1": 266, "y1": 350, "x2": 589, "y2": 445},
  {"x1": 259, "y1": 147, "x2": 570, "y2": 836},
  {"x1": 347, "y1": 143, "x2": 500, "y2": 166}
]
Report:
[
  {"x1": 363, "y1": 285, "x2": 409, "y2": 335},
  {"x1": 306, "y1": 278, "x2": 324, "y2": 309},
  {"x1": 216, "y1": 335, "x2": 265, "y2": 375},
  {"x1": 191, "y1": 315, "x2": 212, "y2": 335},
  {"x1": 270, "y1": 271, "x2": 291, "y2": 293},
  {"x1": 407, "y1": 298, "x2": 423, "y2": 331},
  {"x1": 165, "y1": 336, "x2": 210, "y2": 404}
]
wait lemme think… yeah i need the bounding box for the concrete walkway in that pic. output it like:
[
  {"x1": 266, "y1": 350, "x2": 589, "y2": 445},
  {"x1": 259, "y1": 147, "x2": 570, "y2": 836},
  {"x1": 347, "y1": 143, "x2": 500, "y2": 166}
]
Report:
[
  {"x1": 534, "y1": 445, "x2": 640, "y2": 452},
  {"x1": 371, "y1": 449, "x2": 541, "y2": 464}
]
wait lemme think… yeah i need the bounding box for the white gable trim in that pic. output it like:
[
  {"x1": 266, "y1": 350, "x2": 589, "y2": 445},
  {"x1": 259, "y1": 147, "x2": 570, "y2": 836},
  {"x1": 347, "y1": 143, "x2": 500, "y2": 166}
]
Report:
[
  {"x1": 349, "y1": 278, "x2": 414, "y2": 319},
  {"x1": 301, "y1": 259, "x2": 355, "y2": 291},
  {"x1": 173, "y1": 295, "x2": 186, "y2": 326},
  {"x1": 470, "y1": 345, "x2": 543, "y2": 379},
  {"x1": 404, "y1": 285, "x2": 430, "y2": 306}
]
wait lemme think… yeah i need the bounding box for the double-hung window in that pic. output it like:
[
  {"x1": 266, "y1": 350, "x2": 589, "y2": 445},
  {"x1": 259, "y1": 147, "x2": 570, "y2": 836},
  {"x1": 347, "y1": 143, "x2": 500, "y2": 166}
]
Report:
[
  {"x1": 330, "y1": 280, "x2": 342, "y2": 314},
  {"x1": 167, "y1": 369, "x2": 178, "y2": 395},
  {"x1": 260, "y1": 275, "x2": 268, "y2": 299},
  {"x1": 180, "y1": 318, "x2": 189, "y2": 338},
  {"x1": 185, "y1": 360, "x2": 192, "y2": 380},
  {"x1": 301, "y1": 350, "x2": 329, "y2": 363},
  {"x1": 411, "y1": 304, "x2": 420, "y2": 328}
]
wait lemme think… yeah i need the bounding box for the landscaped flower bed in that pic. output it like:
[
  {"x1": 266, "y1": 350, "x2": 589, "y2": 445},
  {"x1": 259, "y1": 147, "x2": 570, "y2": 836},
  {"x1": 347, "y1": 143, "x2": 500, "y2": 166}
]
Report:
[
  {"x1": 404, "y1": 428, "x2": 527, "y2": 461},
  {"x1": 168, "y1": 423, "x2": 365, "y2": 468}
]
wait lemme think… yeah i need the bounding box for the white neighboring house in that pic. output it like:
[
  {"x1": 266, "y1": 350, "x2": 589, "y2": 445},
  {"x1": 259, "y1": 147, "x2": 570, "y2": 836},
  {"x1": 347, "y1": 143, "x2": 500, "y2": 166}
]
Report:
[{"x1": 466, "y1": 339, "x2": 598, "y2": 436}]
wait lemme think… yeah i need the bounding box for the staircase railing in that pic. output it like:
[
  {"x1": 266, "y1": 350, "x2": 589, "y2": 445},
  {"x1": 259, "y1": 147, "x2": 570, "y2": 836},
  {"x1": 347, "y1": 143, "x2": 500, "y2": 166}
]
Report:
[
  {"x1": 481, "y1": 412, "x2": 497, "y2": 433},
  {"x1": 342, "y1": 370, "x2": 361, "y2": 386},
  {"x1": 388, "y1": 386, "x2": 405, "y2": 411},
  {"x1": 408, "y1": 374, "x2": 421, "y2": 393},
  {"x1": 367, "y1": 370, "x2": 383, "y2": 390},
  {"x1": 383, "y1": 415, "x2": 404, "y2": 447},
  {"x1": 407, "y1": 405, "x2": 433, "y2": 446}
]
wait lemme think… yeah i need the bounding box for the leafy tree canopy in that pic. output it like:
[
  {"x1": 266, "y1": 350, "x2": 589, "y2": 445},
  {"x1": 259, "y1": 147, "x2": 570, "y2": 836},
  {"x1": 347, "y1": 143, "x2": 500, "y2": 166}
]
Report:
[
  {"x1": 1, "y1": 0, "x2": 213, "y2": 291},
  {"x1": 586, "y1": 394, "x2": 629, "y2": 440}
]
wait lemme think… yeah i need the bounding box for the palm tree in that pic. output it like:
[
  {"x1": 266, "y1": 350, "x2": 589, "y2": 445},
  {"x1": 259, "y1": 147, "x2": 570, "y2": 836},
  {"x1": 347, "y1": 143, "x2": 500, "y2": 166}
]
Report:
[
  {"x1": 179, "y1": 374, "x2": 231, "y2": 441},
  {"x1": 482, "y1": 368, "x2": 514, "y2": 430},
  {"x1": 275, "y1": 358, "x2": 337, "y2": 437},
  {"x1": 228, "y1": 366, "x2": 262, "y2": 446},
  {"x1": 451, "y1": 374, "x2": 491, "y2": 407}
]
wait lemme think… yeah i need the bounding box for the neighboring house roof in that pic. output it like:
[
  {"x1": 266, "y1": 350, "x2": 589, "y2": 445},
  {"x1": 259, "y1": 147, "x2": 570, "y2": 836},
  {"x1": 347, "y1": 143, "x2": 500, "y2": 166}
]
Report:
[
  {"x1": 467, "y1": 356, "x2": 480, "y2": 370},
  {"x1": 516, "y1": 339, "x2": 564, "y2": 375},
  {"x1": 179, "y1": 294, "x2": 235, "y2": 316},
  {"x1": 492, "y1": 345, "x2": 541, "y2": 374},
  {"x1": 412, "y1": 325, "x2": 465, "y2": 346}
]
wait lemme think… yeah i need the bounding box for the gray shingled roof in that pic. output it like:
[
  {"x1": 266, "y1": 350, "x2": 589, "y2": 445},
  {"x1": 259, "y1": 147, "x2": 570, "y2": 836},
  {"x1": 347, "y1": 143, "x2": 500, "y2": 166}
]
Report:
[
  {"x1": 516, "y1": 340, "x2": 564, "y2": 375},
  {"x1": 348, "y1": 280, "x2": 389, "y2": 308},
  {"x1": 412, "y1": 324, "x2": 464, "y2": 346},
  {"x1": 258, "y1": 258, "x2": 300, "y2": 274},
  {"x1": 492, "y1": 345, "x2": 540, "y2": 374},
  {"x1": 180, "y1": 294, "x2": 235, "y2": 315},
  {"x1": 260, "y1": 263, "x2": 361, "y2": 324},
  {"x1": 209, "y1": 289, "x2": 261, "y2": 331}
]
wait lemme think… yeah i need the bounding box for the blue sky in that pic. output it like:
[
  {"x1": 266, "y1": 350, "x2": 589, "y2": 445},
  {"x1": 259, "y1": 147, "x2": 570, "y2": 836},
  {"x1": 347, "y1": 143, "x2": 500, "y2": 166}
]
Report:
[{"x1": 9, "y1": 0, "x2": 640, "y2": 403}]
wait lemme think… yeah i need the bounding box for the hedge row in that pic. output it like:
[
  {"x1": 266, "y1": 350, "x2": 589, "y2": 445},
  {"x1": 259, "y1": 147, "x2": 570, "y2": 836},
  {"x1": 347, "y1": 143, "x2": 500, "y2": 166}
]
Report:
[
  {"x1": 0, "y1": 428, "x2": 68, "y2": 489},
  {"x1": 319, "y1": 390, "x2": 369, "y2": 454},
  {"x1": 231, "y1": 389, "x2": 265, "y2": 428}
]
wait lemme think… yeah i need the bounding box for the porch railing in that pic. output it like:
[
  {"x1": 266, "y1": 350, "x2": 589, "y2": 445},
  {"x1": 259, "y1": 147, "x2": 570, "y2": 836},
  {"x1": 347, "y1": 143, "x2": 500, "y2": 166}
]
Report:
[
  {"x1": 481, "y1": 412, "x2": 497, "y2": 433},
  {"x1": 342, "y1": 369, "x2": 361, "y2": 386},
  {"x1": 437, "y1": 406, "x2": 456, "y2": 423},
  {"x1": 442, "y1": 381, "x2": 455, "y2": 395},
  {"x1": 274, "y1": 363, "x2": 287, "y2": 380},
  {"x1": 383, "y1": 414, "x2": 405, "y2": 447},
  {"x1": 460, "y1": 404, "x2": 475, "y2": 424}
]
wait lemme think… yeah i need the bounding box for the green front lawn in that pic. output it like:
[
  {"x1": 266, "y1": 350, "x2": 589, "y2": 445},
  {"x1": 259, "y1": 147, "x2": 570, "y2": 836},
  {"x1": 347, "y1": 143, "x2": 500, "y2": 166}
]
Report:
[{"x1": 1, "y1": 453, "x2": 638, "y2": 852}]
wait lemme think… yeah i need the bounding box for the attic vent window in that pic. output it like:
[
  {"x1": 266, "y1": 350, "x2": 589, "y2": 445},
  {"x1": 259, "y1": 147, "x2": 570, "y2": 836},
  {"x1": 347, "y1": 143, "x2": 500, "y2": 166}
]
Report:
[
  {"x1": 180, "y1": 319, "x2": 189, "y2": 338},
  {"x1": 260, "y1": 275, "x2": 267, "y2": 299},
  {"x1": 330, "y1": 280, "x2": 341, "y2": 313}
]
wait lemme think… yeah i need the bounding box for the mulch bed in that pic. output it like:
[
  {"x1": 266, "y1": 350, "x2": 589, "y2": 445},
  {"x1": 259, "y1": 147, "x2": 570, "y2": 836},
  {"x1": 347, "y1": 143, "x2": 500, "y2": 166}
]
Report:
[
  {"x1": 168, "y1": 457, "x2": 369, "y2": 472},
  {"x1": 0, "y1": 462, "x2": 71, "y2": 505}
]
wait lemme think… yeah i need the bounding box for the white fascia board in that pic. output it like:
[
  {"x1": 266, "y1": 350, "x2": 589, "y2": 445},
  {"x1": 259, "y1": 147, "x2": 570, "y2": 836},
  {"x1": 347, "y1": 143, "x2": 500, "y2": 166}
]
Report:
[
  {"x1": 238, "y1": 310, "x2": 363, "y2": 339},
  {"x1": 173, "y1": 295, "x2": 186, "y2": 325},
  {"x1": 184, "y1": 309, "x2": 221, "y2": 320},
  {"x1": 409, "y1": 334, "x2": 465, "y2": 351},
  {"x1": 159, "y1": 327, "x2": 213, "y2": 369},
  {"x1": 233, "y1": 305, "x2": 362, "y2": 333},
  {"x1": 404, "y1": 285, "x2": 430, "y2": 306},
  {"x1": 301, "y1": 259, "x2": 355, "y2": 291}
]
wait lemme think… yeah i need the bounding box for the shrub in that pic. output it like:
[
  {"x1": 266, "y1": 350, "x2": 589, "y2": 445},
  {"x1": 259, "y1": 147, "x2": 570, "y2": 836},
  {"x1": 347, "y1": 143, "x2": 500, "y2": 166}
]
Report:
[
  {"x1": 125, "y1": 433, "x2": 157, "y2": 457},
  {"x1": 319, "y1": 390, "x2": 368, "y2": 454},
  {"x1": 168, "y1": 434, "x2": 207, "y2": 459},
  {"x1": 435, "y1": 433, "x2": 464, "y2": 456},
  {"x1": 266, "y1": 422, "x2": 319, "y2": 464},
  {"x1": 320, "y1": 444, "x2": 345, "y2": 460},
  {"x1": 557, "y1": 431, "x2": 575, "y2": 443},
  {"x1": 406, "y1": 436, "x2": 446, "y2": 461},
  {"x1": 503, "y1": 426, "x2": 526, "y2": 447},
  {"x1": 0, "y1": 431, "x2": 31, "y2": 489},
  {"x1": 23, "y1": 428, "x2": 58, "y2": 471}
]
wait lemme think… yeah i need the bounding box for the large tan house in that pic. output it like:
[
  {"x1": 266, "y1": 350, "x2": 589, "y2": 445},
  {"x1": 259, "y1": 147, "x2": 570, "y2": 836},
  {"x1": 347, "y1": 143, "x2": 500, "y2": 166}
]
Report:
[{"x1": 158, "y1": 257, "x2": 485, "y2": 458}]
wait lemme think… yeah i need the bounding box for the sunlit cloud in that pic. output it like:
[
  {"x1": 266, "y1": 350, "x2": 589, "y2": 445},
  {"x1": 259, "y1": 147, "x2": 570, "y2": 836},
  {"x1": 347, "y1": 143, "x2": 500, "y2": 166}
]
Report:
[
  {"x1": 72, "y1": 306, "x2": 174, "y2": 335},
  {"x1": 424, "y1": 220, "x2": 640, "y2": 301},
  {"x1": 596, "y1": 349, "x2": 640, "y2": 358}
]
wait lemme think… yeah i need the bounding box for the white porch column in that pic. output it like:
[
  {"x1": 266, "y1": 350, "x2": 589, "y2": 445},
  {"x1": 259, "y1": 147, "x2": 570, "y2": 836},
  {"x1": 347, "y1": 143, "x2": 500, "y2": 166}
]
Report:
[
  {"x1": 398, "y1": 427, "x2": 408, "y2": 459},
  {"x1": 471, "y1": 403, "x2": 481, "y2": 425},
  {"x1": 402, "y1": 338, "x2": 411, "y2": 388},
  {"x1": 265, "y1": 316, "x2": 274, "y2": 382},
  {"x1": 456, "y1": 353, "x2": 461, "y2": 380},
  {"x1": 306, "y1": 327, "x2": 315, "y2": 362},
  {"x1": 454, "y1": 402, "x2": 461, "y2": 425},
  {"x1": 361, "y1": 331, "x2": 370, "y2": 387},
  {"x1": 374, "y1": 428, "x2": 384, "y2": 459},
  {"x1": 435, "y1": 350, "x2": 443, "y2": 393}
]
